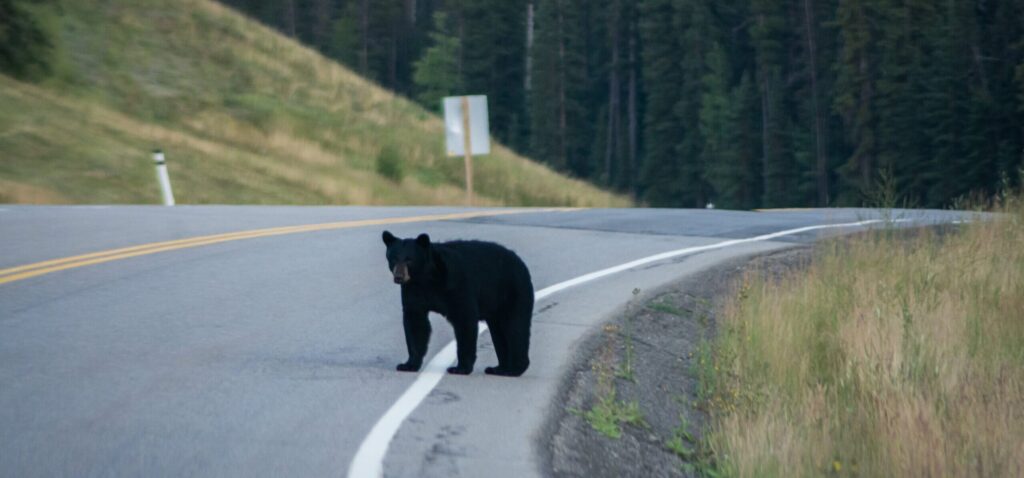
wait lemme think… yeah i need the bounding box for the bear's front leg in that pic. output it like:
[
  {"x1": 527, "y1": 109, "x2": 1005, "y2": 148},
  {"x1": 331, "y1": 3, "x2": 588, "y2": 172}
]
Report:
[
  {"x1": 447, "y1": 319, "x2": 478, "y2": 375},
  {"x1": 398, "y1": 309, "x2": 430, "y2": 372}
]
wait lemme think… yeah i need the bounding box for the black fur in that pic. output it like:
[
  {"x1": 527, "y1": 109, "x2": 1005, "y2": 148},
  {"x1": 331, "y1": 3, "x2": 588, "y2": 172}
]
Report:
[{"x1": 382, "y1": 231, "x2": 534, "y2": 376}]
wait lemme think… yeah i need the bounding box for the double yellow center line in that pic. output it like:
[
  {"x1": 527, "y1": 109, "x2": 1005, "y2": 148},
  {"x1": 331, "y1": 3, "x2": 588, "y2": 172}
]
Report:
[{"x1": 0, "y1": 208, "x2": 572, "y2": 286}]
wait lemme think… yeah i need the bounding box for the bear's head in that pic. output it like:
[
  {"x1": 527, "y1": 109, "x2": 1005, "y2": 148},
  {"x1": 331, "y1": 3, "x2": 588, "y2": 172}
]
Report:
[{"x1": 382, "y1": 231, "x2": 434, "y2": 285}]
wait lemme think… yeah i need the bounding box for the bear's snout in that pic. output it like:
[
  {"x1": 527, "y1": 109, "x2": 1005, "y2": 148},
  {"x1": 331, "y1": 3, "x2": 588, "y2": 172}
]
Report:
[{"x1": 392, "y1": 263, "x2": 411, "y2": 284}]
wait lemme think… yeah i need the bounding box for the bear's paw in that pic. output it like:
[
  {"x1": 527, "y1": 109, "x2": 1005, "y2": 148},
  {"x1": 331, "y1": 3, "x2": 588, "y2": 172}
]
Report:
[
  {"x1": 485, "y1": 366, "x2": 526, "y2": 377},
  {"x1": 396, "y1": 362, "x2": 421, "y2": 372}
]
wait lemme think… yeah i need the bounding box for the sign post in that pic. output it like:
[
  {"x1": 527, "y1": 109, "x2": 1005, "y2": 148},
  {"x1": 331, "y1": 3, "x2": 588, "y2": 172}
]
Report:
[
  {"x1": 460, "y1": 97, "x2": 474, "y2": 205},
  {"x1": 444, "y1": 95, "x2": 489, "y2": 206}
]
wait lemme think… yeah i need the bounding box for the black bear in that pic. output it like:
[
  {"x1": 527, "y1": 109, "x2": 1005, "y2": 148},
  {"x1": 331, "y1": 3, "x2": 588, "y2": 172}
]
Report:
[{"x1": 381, "y1": 230, "x2": 534, "y2": 376}]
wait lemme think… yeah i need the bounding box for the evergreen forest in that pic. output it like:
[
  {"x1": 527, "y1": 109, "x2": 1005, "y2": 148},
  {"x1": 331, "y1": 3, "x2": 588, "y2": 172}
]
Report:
[{"x1": 217, "y1": 0, "x2": 1024, "y2": 208}]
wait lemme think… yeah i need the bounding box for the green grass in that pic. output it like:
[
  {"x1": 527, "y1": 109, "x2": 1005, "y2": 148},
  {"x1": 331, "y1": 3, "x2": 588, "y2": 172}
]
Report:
[
  {"x1": 573, "y1": 323, "x2": 647, "y2": 439},
  {"x1": 665, "y1": 413, "x2": 720, "y2": 476},
  {"x1": 648, "y1": 301, "x2": 687, "y2": 317},
  {"x1": 0, "y1": 0, "x2": 629, "y2": 206},
  {"x1": 575, "y1": 389, "x2": 646, "y2": 440},
  {"x1": 702, "y1": 195, "x2": 1024, "y2": 476},
  {"x1": 665, "y1": 414, "x2": 697, "y2": 459}
]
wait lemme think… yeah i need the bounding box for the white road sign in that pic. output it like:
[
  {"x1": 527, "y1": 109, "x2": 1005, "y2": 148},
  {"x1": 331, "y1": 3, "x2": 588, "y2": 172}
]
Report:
[{"x1": 444, "y1": 95, "x2": 490, "y2": 156}]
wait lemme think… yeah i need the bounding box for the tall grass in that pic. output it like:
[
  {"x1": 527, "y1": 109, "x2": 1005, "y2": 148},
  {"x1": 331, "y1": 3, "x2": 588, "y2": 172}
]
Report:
[{"x1": 706, "y1": 197, "x2": 1024, "y2": 476}]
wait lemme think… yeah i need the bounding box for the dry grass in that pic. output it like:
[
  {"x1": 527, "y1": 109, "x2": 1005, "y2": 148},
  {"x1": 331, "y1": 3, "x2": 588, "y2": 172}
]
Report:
[
  {"x1": 0, "y1": 0, "x2": 628, "y2": 207},
  {"x1": 705, "y1": 198, "x2": 1024, "y2": 476}
]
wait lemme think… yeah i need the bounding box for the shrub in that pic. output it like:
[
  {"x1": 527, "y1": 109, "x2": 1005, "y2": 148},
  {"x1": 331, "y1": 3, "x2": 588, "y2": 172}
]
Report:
[
  {"x1": 0, "y1": 0, "x2": 55, "y2": 80},
  {"x1": 375, "y1": 144, "x2": 404, "y2": 182}
]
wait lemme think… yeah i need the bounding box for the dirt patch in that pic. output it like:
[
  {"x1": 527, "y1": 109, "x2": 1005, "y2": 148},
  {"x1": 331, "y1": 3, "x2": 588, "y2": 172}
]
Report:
[
  {"x1": 544, "y1": 246, "x2": 814, "y2": 477},
  {"x1": 0, "y1": 179, "x2": 69, "y2": 204}
]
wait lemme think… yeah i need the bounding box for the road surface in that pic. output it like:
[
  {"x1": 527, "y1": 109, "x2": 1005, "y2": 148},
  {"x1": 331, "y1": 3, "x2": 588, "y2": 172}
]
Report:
[{"x1": 0, "y1": 205, "x2": 975, "y2": 477}]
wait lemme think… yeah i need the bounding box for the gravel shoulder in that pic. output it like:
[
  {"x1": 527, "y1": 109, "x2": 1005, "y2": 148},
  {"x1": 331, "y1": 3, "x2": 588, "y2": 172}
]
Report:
[{"x1": 543, "y1": 246, "x2": 816, "y2": 477}]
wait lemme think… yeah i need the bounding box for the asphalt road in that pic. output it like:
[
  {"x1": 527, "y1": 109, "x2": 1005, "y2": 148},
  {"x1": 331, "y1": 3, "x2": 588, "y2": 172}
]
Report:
[{"x1": 0, "y1": 205, "x2": 976, "y2": 477}]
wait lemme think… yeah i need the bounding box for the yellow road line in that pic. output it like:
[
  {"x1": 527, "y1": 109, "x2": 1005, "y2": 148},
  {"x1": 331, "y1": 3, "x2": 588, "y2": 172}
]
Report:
[
  {"x1": 0, "y1": 208, "x2": 573, "y2": 286},
  {"x1": 754, "y1": 208, "x2": 815, "y2": 212}
]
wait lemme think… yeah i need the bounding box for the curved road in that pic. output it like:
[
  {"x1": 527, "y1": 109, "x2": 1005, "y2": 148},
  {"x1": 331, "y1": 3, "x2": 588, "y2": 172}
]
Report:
[{"x1": 0, "y1": 206, "x2": 972, "y2": 477}]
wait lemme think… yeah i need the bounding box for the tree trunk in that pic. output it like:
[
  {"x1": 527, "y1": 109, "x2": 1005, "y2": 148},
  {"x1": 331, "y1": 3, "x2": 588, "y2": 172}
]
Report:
[
  {"x1": 556, "y1": 1, "x2": 567, "y2": 170},
  {"x1": 525, "y1": 3, "x2": 534, "y2": 91},
  {"x1": 757, "y1": 14, "x2": 771, "y2": 205},
  {"x1": 803, "y1": 0, "x2": 828, "y2": 206},
  {"x1": 312, "y1": 0, "x2": 331, "y2": 50},
  {"x1": 390, "y1": 20, "x2": 398, "y2": 90},
  {"x1": 859, "y1": 54, "x2": 873, "y2": 186},
  {"x1": 627, "y1": 11, "x2": 638, "y2": 196},
  {"x1": 360, "y1": 0, "x2": 369, "y2": 75},
  {"x1": 406, "y1": 0, "x2": 417, "y2": 26},
  {"x1": 605, "y1": 0, "x2": 620, "y2": 184},
  {"x1": 761, "y1": 77, "x2": 772, "y2": 205},
  {"x1": 284, "y1": 0, "x2": 297, "y2": 38},
  {"x1": 456, "y1": 5, "x2": 464, "y2": 80}
]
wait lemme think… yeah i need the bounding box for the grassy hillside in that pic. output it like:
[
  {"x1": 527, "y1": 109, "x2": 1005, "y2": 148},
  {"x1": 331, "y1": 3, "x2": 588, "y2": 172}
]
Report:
[
  {"x1": 0, "y1": 0, "x2": 629, "y2": 206},
  {"x1": 704, "y1": 200, "x2": 1023, "y2": 476}
]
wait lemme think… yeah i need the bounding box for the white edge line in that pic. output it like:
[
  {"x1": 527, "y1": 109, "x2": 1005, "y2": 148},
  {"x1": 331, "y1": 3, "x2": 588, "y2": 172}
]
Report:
[{"x1": 347, "y1": 218, "x2": 889, "y2": 478}]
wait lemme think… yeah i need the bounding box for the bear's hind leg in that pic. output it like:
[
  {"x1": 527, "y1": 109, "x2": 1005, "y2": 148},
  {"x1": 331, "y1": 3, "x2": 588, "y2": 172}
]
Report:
[
  {"x1": 484, "y1": 318, "x2": 510, "y2": 375},
  {"x1": 497, "y1": 319, "x2": 530, "y2": 376},
  {"x1": 489, "y1": 296, "x2": 532, "y2": 377}
]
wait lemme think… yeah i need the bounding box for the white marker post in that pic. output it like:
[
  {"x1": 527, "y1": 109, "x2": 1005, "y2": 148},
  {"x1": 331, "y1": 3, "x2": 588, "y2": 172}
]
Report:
[
  {"x1": 152, "y1": 149, "x2": 175, "y2": 206},
  {"x1": 443, "y1": 95, "x2": 490, "y2": 206}
]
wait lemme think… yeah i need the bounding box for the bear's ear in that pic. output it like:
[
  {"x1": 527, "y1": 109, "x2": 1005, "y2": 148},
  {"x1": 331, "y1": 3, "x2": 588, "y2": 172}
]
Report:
[
  {"x1": 382, "y1": 230, "x2": 397, "y2": 246},
  {"x1": 416, "y1": 233, "x2": 431, "y2": 248}
]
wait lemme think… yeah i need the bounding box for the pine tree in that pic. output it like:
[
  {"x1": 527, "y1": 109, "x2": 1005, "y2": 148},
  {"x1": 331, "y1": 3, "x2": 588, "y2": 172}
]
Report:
[
  {"x1": 1018, "y1": 59, "x2": 1024, "y2": 166},
  {"x1": 211, "y1": 0, "x2": 1024, "y2": 206},
  {"x1": 700, "y1": 43, "x2": 745, "y2": 209},
  {"x1": 800, "y1": 0, "x2": 829, "y2": 205},
  {"x1": 749, "y1": 0, "x2": 798, "y2": 207},
  {"x1": 637, "y1": 0, "x2": 686, "y2": 206},
  {"x1": 637, "y1": 0, "x2": 714, "y2": 207},
  {"x1": 979, "y1": 0, "x2": 1024, "y2": 192},
  {"x1": 624, "y1": 1, "x2": 641, "y2": 196},
  {"x1": 412, "y1": 13, "x2": 462, "y2": 112},
  {"x1": 0, "y1": 0, "x2": 54, "y2": 80},
  {"x1": 733, "y1": 72, "x2": 763, "y2": 208},
  {"x1": 528, "y1": 0, "x2": 588, "y2": 174},
  {"x1": 834, "y1": 0, "x2": 880, "y2": 204},
  {"x1": 873, "y1": 0, "x2": 938, "y2": 206},
  {"x1": 330, "y1": 3, "x2": 361, "y2": 70},
  {"x1": 457, "y1": 0, "x2": 529, "y2": 152},
  {"x1": 602, "y1": 0, "x2": 622, "y2": 186},
  {"x1": 921, "y1": 0, "x2": 976, "y2": 206},
  {"x1": 672, "y1": 0, "x2": 714, "y2": 207}
]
